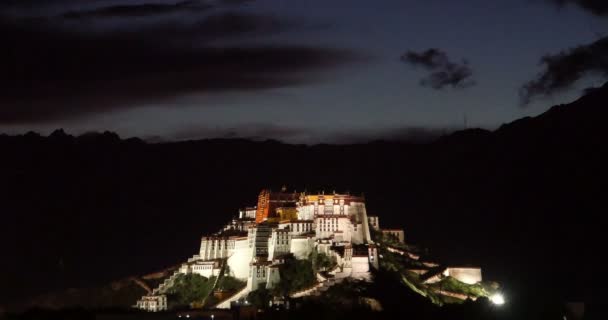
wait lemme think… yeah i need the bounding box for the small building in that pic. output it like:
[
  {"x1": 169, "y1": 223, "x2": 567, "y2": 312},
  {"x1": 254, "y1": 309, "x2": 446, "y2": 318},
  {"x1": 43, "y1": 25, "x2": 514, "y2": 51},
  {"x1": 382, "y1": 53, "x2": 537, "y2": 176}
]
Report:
[
  {"x1": 247, "y1": 260, "x2": 281, "y2": 291},
  {"x1": 190, "y1": 260, "x2": 222, "y2": 278},
  {"x1": 443, "y1": 267, "x2": 482, "y2": 284},
  {"x1": 422, "y1": 266, "x2": 482, "y2": 285},
  {"x1": 135, "y1": 295, "x2": 167, "y2": 312}
]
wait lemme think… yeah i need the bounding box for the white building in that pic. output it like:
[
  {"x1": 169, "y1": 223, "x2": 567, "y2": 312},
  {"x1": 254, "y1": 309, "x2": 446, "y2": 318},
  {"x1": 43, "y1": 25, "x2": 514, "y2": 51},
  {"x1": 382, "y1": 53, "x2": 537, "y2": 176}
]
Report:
[
  {"x1": 422, "y1": 266, "x2": 483, "y2": 285},
  {"x1": 135, "y1": 295, "x2": 167, "y2": 312},
  {"x1": 190, "y1": 260, "x2": 222, "y2": 278},
  {"x1": 278, "y1": 220, "x2": 313, "y2": 236},
  {"x1": 268, "y1": 228, "x2": 291, "y2": 260},
  {"x1": 136, "y1": 189, "x2": 379, "y2": 312},
  {"x1": 199, "y1": 236, "x2": 233, "y2": 261},
  {"x1": 247, "y1": 261, "x2": 281, "y2": 291},
  {"x1": 442, "y1": 267, "x2": 482, "y2": 284}
]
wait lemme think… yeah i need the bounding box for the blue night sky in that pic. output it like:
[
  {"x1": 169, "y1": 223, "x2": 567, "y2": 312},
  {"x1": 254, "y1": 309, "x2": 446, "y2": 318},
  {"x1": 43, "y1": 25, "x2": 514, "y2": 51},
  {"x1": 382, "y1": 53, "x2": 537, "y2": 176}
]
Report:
[{"x1": 1, "y1": 0, "x2": 607, "y2": 143}]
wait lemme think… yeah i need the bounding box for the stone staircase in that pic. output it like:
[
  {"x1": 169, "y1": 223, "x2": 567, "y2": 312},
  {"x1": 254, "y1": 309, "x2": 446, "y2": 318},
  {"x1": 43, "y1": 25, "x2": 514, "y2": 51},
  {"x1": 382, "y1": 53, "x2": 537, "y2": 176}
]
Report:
[
  {"x1": 310, "y1": 277, "x2": 343, "y2": 296},
  {"x1": 289, "y1": 282, "x2": 323, "y2": 298},
  {"x1": 290, "y1": 271, "x2": 343, "y2": 298},
  {"x1": 432, "y1": 289, "x2": 473, "y2": 301},
  {"x1": 151, "y1": 254, "x2": 200, "y2": 295},
  {"x1": 151, "y1": 272, "x2": 178, "y2": 295}
]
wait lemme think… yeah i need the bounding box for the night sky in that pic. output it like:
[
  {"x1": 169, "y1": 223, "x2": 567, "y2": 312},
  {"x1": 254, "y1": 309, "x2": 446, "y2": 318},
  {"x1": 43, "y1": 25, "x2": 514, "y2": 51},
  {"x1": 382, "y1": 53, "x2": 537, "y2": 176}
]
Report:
[{"x1": 1, "y1": 0, "x2": 607, "y2": 143}]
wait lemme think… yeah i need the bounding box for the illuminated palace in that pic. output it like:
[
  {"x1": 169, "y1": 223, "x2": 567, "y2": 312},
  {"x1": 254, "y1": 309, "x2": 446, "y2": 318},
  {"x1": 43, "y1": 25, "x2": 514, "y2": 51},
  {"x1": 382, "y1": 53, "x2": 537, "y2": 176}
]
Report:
[{"x1": 135, "y1": 188, "x2": 402, "y2": 312}]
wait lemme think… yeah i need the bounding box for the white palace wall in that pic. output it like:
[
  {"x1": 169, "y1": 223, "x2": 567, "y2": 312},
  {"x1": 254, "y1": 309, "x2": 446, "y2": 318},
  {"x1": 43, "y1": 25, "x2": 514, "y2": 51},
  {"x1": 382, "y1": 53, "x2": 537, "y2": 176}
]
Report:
[
  {"x1": 348, "y1": 202, "x2": 372, "y2": 244},
  {"x1": 443, "y1": 267, "x2": 482, "y2": 284},
  {"x1": 290, "y1": 237, "x2": 314, "y2": 259},
  {"x1": 268, "y1": 229, "x2": 291, "y2": 260},
  {"x1": 227, "y1": 238, "x2": 252, "y2": 280},
  {"x1": 190, "y1": 261, "x2": 221, "y2": 278}
]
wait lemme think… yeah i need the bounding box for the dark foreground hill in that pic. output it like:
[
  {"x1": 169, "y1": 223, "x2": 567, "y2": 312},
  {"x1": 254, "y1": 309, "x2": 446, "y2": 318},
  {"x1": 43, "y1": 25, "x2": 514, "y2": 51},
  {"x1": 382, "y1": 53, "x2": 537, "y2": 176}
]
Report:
[{"x1": 1, "y1": 84, "x2": 607, "y2": 310}]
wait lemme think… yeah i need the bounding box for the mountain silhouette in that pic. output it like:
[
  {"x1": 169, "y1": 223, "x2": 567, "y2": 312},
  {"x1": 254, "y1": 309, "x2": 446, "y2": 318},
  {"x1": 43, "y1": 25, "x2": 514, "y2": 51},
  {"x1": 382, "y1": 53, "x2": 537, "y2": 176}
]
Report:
[{"x1": 2, "y1": 84, "x2": 606, "y2": 308}]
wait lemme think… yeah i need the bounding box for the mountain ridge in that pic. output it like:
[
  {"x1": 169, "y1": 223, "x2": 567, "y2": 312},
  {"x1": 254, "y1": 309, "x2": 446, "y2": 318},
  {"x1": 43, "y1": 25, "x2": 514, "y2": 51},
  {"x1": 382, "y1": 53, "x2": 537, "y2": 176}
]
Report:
[{"x1": 2, "y1": 85, "x2": 605, "y2": 306}]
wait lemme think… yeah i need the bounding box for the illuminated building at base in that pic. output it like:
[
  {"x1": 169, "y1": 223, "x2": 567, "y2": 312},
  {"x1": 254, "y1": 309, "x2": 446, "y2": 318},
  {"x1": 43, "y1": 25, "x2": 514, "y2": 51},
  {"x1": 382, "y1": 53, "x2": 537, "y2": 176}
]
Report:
[{"x1": 135, "y1": 188, "x2": 412, "y2": 311}]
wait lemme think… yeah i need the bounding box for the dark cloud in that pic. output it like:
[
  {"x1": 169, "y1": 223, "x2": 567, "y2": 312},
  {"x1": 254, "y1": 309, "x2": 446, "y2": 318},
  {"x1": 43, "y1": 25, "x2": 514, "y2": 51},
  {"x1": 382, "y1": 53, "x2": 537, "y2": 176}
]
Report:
[
  {"x1": 582, "y1": 86, "x2": 602, "y2": 95},
  {"x1": 1, "y1": 0, "x2": 256, "y2": 19},
  {"x1": 0, "y1": 13, "x2": 359, "y2": 124},
  {"x1": 547, "y1": 0, "x2": 608, "y2": 16},
  {"x1": 400, "y1": 48, "x2": 475, "y2": 90},
  {"x1": 519, "y1": 36, "x2": 608, "y2": 105},
  {"x1": 62, "y1": 1, "x2": 211, "y2": 19}
]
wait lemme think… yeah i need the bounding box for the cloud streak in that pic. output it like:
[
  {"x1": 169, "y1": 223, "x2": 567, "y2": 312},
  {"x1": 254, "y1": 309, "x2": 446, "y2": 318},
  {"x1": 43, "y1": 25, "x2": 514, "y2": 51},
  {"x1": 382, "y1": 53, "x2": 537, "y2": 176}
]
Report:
[
  {"x1": 546, "y1": 0, "x2": 608, "y2": 16},
  {"x1": 520, "y1": 36, "x2": 608, "y2": 105},
  {"x1": 61, "y1": 0, "x2": 211, "y2": 19},
  {"x1": 401, "y1": 48, "x2": 475, "y2": 90}
]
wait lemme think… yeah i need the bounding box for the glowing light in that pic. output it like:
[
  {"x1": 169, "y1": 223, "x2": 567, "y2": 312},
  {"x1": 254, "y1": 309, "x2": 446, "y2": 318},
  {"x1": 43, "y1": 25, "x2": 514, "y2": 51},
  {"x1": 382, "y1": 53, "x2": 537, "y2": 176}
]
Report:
[{"x1": 490, "y1": 293, "x2": 505, "y2": 305}]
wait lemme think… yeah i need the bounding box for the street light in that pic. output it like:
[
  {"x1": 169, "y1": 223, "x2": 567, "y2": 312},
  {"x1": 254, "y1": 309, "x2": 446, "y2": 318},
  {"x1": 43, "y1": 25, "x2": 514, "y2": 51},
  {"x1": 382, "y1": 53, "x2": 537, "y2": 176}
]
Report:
[{"x1": 490, "y1": 293, "x2": 505, "y2": 306}]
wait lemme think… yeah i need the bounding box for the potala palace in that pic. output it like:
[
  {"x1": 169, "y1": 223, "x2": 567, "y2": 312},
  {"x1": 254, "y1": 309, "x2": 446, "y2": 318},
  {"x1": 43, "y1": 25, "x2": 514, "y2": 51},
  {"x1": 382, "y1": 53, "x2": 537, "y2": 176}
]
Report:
[{"x1": 135, "y1": 188, "x2": 483, "y2": 312}]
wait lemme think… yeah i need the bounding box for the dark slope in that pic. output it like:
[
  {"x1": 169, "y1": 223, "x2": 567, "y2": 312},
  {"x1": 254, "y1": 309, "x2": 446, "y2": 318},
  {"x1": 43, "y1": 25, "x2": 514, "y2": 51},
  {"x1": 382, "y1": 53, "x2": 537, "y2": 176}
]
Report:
[{"x1": 1, "y1": 85, "x2": 606, "y2": 306}]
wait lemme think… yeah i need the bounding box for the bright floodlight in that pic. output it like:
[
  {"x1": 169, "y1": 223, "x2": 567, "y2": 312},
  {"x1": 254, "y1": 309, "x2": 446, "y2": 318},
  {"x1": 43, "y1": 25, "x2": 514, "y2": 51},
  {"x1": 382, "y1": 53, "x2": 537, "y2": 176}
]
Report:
[{"x1": 490, "y1": 293, "x2": 505, "y2": 305}]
